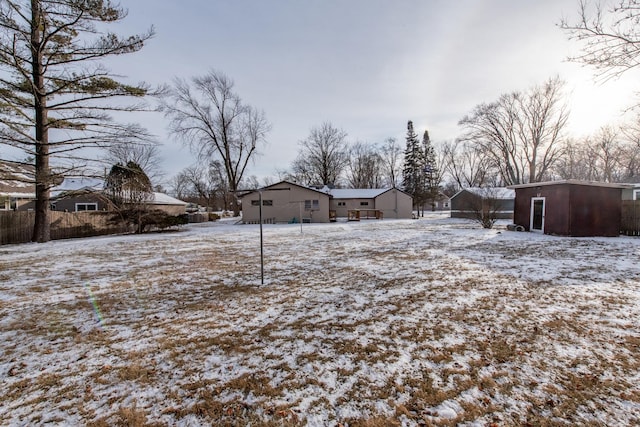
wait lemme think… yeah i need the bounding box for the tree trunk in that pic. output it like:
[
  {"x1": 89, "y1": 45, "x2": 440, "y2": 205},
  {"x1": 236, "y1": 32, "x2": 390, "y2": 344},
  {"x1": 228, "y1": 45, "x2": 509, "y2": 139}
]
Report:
[{"x1": 31, "y1": 0, "x2": 51, "y2": 243}]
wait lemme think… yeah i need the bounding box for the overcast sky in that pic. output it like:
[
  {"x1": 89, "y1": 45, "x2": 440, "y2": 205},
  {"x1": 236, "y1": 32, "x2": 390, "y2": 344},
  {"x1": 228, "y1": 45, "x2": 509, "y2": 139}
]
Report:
[{"x1": 9, "y1": 0, "x2": 640, "y2": 185}]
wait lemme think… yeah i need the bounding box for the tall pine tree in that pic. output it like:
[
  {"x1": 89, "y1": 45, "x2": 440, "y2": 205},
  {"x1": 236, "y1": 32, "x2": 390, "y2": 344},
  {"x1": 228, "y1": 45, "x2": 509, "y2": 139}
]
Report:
[
  {"x1": 0, "y1": 1, "x2": 157, "y2": 242},
  {"x1": 422, "y1": 130, "x2": 440, "y2": 211},
  {"x1": 402, "y1": 120, "x2": 423, "y2": 213}
]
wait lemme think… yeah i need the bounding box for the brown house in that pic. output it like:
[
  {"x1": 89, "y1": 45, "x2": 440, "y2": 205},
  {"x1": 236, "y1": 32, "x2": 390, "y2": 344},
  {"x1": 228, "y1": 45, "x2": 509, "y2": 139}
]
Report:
[{"x1": 508, "y1": 180, "x2": 630, "y2": 237}]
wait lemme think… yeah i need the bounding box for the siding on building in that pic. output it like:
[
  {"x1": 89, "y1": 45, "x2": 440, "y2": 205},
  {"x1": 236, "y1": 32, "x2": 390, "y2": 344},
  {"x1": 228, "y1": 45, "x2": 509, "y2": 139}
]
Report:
[
  {"x1": 510, "y1": 180, "x2": 626, "y2": 237},
  {"x1": 241, "y1": 182, "x2": 330, "y2": 223},
  {"x1": 373, "y1": 189, "x2": 413, "y2": 219},
  {"x1": 450, "y1": 188, "x2": 514, "y2": 220}
]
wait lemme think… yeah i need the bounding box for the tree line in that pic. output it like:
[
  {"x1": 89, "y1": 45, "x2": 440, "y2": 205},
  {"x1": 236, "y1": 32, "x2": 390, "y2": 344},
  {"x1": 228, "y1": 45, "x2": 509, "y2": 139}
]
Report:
[{"x1": 2, "y1": 0, "x2": 640, "y2": 242}]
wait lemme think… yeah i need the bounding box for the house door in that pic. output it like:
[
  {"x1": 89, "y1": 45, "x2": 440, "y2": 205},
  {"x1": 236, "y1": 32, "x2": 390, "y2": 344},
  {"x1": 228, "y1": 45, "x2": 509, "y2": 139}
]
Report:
[{"x1": 530, "y1": 197, "x2": 545, "y2": 233}]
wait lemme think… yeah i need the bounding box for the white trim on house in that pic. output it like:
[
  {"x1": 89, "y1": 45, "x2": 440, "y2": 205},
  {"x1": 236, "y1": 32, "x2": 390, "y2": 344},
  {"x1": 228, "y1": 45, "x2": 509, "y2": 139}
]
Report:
[
  {"x1": 75, "y1": 202, "x2": 98, "y2": 212},
  {"x1": 530, "y1": 197, "x2": 545, "y2": 233}
]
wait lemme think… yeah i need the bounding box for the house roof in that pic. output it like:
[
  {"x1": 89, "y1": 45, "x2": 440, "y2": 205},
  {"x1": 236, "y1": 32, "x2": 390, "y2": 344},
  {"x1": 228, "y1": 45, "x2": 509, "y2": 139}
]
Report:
[
  {"x1": 51, "y1": 177, "x2": 104, "y2": 197},
  {"x1": 240, "y1": 181, "x2": 411, "y2": 201},
  {"x1": 452, "y1": 187, "x2": 515, "y2": 200},
  {"x1": 51, "y1": 177, "x2": 187, "y2": 205},
  {"x1": 507, "y1": 180, "x2": 632, "y2": 190},
  {"x1": 326, "y1": 188, "x2": 390, "y2": 199},
  {"x1": 240, "y1": 180, "x2": 330, "y2": 198},
  {"x1": 150, "y1": 192, "x2": 188, "y2": 206},
  {"x1": 0, "y1": 160, "x2": 35, "y2": 195}
]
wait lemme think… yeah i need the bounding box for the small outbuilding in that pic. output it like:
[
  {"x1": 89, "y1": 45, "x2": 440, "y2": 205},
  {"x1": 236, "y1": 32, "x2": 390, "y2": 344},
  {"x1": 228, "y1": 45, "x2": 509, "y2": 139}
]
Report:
[
  {"x1": 450, "y1": 187, "x2": 515, "y2": 220},
  {"x1": 508, "y1": 180, "x2": 630, "y2": 237}
]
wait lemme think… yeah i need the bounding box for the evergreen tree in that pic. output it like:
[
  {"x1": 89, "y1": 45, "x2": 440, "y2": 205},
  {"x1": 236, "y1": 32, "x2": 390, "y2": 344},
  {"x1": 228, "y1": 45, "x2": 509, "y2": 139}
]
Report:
[
  {"x1": 402, "y1": 120, "x2": 424, "y2": 213},
  {"x1": 0, "y1": 1, "x2": 157, "y2": 242},
  {"x1": 422, "y1": 130, "x2": 440, "y2": 211},
  {"x1": 105, "y1": 162, "x2": 153, "y2": 208},
  {"x1": 105, "y1": 161, "x2": 153, "y2": 234}
]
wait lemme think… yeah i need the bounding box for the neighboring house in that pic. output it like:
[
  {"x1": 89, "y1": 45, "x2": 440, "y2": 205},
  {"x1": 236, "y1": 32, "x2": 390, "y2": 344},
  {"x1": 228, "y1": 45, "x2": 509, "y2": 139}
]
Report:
[
  {"x1": 51, "y1": 177, "x2": 108, "y2": 212},
  {"x1": 0, "y1": 160, "x2": 36, "y2": 210},
  {"x1": 508, "y1": 180, "x2": 630, "y2": 237},
  {"x1": 433, "y1": 192, "x2": 451, "y2": 211},
  {"x1": 240, "y1": 181, "x2": 414, "y2": 224},
  {"x1": 49, "y1": 177, "x2": 187, "y2": 214},
  {"x1": 328, "y1": 187, "x2": 413, "y2": 219},
  {"x1": 450, "y1": 187, "x2": 515, "y2": 220},
  {"x1": 241, "y1": 181, "x2": 331, "y2": 223},
  {"x1": 621, "y1": 183, "x2": 640, "y2": 201}
]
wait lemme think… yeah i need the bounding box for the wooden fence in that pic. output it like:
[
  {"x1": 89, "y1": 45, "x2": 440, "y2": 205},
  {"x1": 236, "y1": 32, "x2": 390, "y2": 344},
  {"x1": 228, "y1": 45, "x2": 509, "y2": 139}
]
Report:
[
  {"x1": 0, "y1": 211, "x2": 131, "y2": 245},
  {"x1": 621, "y1": 200, "x2": 640, "y2": 236}
]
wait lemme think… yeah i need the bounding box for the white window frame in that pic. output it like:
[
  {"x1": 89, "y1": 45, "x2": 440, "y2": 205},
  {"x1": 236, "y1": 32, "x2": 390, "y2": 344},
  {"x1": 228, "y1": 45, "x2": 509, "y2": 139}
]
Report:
[
  {"x1": 305, "y1": 199, "x2": 319, "y2": 211},
  {"x1": 529, "y1": 197, "x2": 545, "y2": 233},
  {"x1": 75, "y1": 203, "x2": 98, "y2": 212},
  {"x1": 633, "y1": 189, "x2": 640, "y2": 200}
]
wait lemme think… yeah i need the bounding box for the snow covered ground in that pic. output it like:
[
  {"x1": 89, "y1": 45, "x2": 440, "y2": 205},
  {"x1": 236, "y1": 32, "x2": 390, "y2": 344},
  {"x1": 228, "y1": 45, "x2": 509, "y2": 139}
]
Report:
[{"x1": 1, "y1": 214, "x2": 639, "y2": 426}]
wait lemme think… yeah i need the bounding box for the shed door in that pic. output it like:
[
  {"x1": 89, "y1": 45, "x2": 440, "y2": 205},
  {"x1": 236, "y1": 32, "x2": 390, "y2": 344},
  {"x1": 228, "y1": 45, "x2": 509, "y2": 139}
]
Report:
[{"x1": 530, "y1": 197, "x2": 545, "y2": 233}]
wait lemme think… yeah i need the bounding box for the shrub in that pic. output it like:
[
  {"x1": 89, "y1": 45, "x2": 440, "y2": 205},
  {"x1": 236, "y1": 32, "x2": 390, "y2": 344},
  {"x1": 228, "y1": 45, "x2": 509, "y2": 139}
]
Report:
[{"x1": 110, "y1": 209, "x2": 188, "y2": 233}]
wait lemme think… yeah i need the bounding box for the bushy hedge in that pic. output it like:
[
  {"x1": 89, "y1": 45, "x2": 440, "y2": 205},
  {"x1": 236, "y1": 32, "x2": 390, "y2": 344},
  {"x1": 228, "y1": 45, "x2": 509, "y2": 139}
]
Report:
[{"x1": 111, "y1": 209, "x2": 189, "y2": 233}]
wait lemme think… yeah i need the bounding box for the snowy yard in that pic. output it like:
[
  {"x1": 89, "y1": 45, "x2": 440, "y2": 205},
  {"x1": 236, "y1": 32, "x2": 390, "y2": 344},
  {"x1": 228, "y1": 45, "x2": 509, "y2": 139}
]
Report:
[{"x1": 1, "y1": 215, "x2": 639, "y2": 426}]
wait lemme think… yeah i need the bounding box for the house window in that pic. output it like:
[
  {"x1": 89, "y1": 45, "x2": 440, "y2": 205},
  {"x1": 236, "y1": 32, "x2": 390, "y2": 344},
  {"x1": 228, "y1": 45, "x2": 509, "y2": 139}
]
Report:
[
  {"x1": 75, "y1": 203, "x2": 97, "y2": 212},
  {"x1": 251, "y1": 200, "x2": 260, "y2": 206},
  {"x1": 634, "y1": 189, "x2": 640, "y2": 201},
  {"x1": 305, "y1": 199, "x2": 319, "y2": 210},
  {"x1": 337, "y1": 201, "x2": 346, "y2": 207},
  {"x1": 360, "y1": 201, "x2": 369, "y2": 206},
  {"x1": 252, "y1": 199, "x2": 272, "y2": 206}
]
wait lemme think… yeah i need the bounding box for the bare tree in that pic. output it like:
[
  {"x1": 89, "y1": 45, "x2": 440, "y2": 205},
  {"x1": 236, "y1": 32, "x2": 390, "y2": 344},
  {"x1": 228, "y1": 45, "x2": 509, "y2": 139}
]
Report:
[
  {"x1": 170, "y1": 173, "x2": 192, "y2": 201},
  {"x1": 172, "y1": 160, "x2": 230, "y2": 212},
  {"x1": 588, "y1": 126, "x2": 626, "y2": 182},
  {"x1": 441, "y1": 139, "x2": 494, "y2": 190},
  {"x1": 380, "y1": 137, "x2": 402, "y2": 188},
  {"x1": 0, "y1": 0, "x2": 157, "y2": 242},
  {"x1": 554, "y1": 126, "x2": 634, "y2": 182},
  {"x1": 467, "y1": 188, "x2": 505, "y2": 229},
  {"x1": 620, "y1": 116, "x2": 640, "y2": 181},
  {"x1": 163, "y1": 70, "x2": 270, "y2": 216},
  {"x1": 346, "y1": 141, "x2": 383, "y2": 188},
  {"x1": 553, "y1": 138, "x2": 596, "y2": 181},
  {"x1": 290, "y1": 122, "x2": 349, "y2": 186},
  {"x1": 458, "y1": 77, "x2": 569, "y2": 185},
  {"x1": 560, "y1": 0, "x2": 640, "y2": 80}
]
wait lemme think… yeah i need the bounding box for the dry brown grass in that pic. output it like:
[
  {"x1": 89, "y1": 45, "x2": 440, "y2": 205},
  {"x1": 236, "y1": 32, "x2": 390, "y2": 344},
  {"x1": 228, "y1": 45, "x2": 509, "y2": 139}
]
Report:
[{"x1": 1, "y1": 220, "x2": 639, "y2": 426}]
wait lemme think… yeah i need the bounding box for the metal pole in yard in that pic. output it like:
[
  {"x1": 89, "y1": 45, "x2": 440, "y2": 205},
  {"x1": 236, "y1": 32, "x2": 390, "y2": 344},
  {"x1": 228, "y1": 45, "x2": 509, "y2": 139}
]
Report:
[
  {"x1": 236, "y1": 186, "x2": 291, "y2": 285},
  {"x1": 259, "y1": 190, "x2": 264, "y2": 285}
]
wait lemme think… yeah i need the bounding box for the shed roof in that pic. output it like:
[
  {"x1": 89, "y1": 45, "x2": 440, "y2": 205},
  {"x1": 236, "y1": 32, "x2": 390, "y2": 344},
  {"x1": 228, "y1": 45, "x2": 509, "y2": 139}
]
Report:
[
  {"x1": 453, "y1": 187, "x2": 515, "y2": 200},
  {"x1": 507, "y1": 180, "x2": 632, "y2": 190}
]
